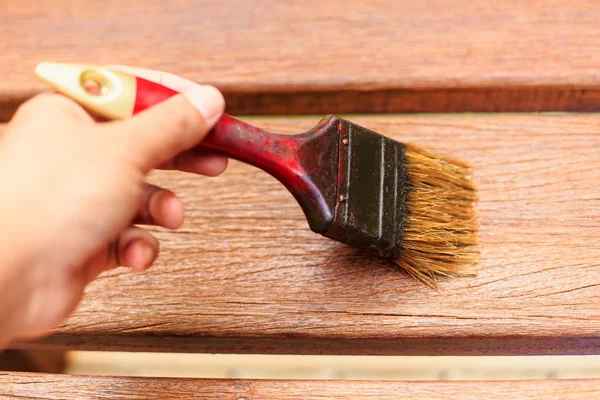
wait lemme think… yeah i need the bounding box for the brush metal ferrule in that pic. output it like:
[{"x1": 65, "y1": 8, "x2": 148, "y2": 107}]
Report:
[{"x1": 322, "y1": 119, "x2": 409, "y2": 259}]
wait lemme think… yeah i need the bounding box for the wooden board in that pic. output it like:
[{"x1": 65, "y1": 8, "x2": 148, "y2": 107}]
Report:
[
  {"x1": 3, "y1": 0, "x2": 600, "y2": 119},
  {"x1": 5, "y1": 114, "x2": 600, "y2": 355},
  {"x1": 1, "y1": 373, "x2": 600, "y2": 399}
]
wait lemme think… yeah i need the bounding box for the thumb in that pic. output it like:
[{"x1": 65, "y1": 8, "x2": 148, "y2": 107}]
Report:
[{"x1": 105, "y1": 85, "x2": 225, "y2": 171}]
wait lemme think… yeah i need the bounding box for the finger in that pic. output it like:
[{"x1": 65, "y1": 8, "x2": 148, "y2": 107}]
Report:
[
  {"x1": 118, "y1": 227, "x2": 159, "y2": 273},
  {"x1": 13, "y1": 93, "x2": 94, "y2": 124},
  {"x1": 158, "y1": 149, "x2": 228, "y2": 176},
  {"x1": 109, "y1": 65, "x2": 203, "y2": 94},
  {"x1": 134, "y1": 184, "x2": 184, "y2": 229},
  {"x1": 84, "y1": 227, "x2": 159, "y2": 283},
  {"x1": 83, "y1": 239, "x2": 120, "y2": 285},
  {"x1": 102, "y1": 86, "x2": 225, "y2": 172}
]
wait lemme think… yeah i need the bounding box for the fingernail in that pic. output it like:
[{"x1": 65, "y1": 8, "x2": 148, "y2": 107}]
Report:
[{"x1": 184, "y1": 85, "x2": 225, "y2": 126}]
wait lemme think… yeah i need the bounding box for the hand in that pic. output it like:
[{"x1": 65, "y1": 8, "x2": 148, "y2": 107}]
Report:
[{"x1": 0, "y1": 68, "x2": 226, "y2": 345}]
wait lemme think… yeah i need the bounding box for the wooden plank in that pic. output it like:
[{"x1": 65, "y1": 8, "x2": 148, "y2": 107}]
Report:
[
  {"x1": 1, "y1": 373, "x2": 600, "y2": 399},
  {"x1": 5, "y1": 113, "x2": 600, "y2": 355},
  {"x1": 61, "y1": 352, "x2": 600, "y2": 380},
  {"x1": 3, "y1": 0, "x2": 600, "y2": 119}
]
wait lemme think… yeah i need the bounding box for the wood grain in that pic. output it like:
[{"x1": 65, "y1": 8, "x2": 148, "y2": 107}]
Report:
[
  {"x1": 6, "y1": 113, "x2": 600, "y2": 355},
  {"x1": 3, "y1": 0, "x2": 600, "y2": 119},
  {"x1": 2, "y1": 373, "x2": 600, "y2": 399}
]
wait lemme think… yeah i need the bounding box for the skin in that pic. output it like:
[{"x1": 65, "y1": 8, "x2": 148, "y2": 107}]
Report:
[{"x1": 0, "y1": 67, "x2": 227, "y2": 347}]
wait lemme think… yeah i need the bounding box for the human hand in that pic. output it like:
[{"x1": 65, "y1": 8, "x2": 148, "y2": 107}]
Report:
[{"x1": 0, "y1": 67, "x2": 225, "y2": 344}]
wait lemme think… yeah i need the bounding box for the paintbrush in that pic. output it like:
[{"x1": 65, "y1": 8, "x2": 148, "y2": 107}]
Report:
[{"x1": 34, "y1": 62, "x2": 478, "y2": 286}]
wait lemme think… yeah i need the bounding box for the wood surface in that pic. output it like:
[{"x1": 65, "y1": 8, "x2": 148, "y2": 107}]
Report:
[
  {"x1": 2, "y1": 373, "x2": 600, "y2": 399},
  {"x1": 4, "y1": 113, "x2": 600, "y2": 355},
  {"x1": 3, "y1": 0, "x2": 600, "y2": 119}
]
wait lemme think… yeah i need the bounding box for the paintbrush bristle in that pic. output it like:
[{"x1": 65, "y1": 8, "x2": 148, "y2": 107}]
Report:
[{"x1": 395, "y1": 143, "x2": 479, "y2": 288}]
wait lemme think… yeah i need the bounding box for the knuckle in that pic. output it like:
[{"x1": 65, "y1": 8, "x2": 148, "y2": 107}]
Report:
[
  {"x1": 27, "y1": 92, "x2": 70, "y2": 108},
  {"x1": 12, "y1": 94, "x2": 57, "y2": 122},
  {"x1": 15, "y1": 93, "x2": 51, "y2": 116},
  {"x1": 16, "y1": 93, "x2": 87, "y2": 120}
]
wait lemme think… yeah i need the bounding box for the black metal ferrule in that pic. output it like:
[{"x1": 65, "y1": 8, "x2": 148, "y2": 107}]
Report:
[{"x1": 322, "y1": 118, "x2": 410, "y2": 259}]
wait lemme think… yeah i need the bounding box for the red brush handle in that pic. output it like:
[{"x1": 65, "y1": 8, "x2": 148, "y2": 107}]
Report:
[
  {"x1": 135, "y1": 77, "x2": 304, "y2": 178},
  {"x1": 134, "y1": 77, "x2": 337, "y2": 232}
]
